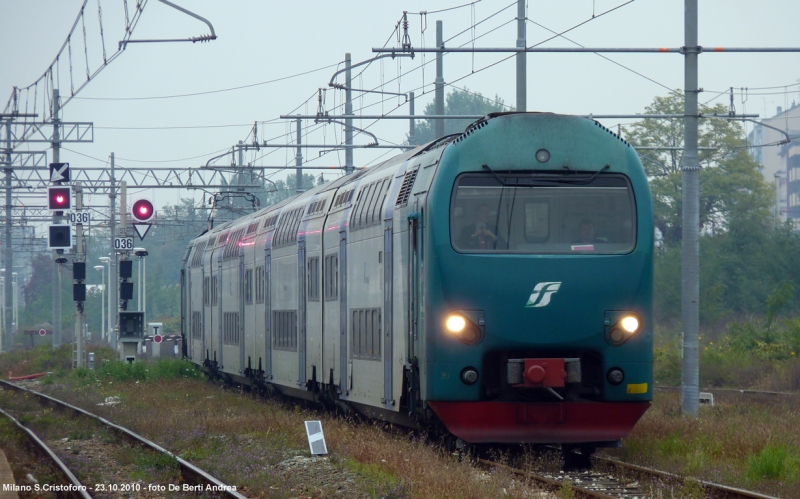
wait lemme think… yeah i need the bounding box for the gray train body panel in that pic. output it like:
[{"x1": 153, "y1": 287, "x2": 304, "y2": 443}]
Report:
[{"x1": 182, "y1": 143, "x2": 442, "y2": 415}]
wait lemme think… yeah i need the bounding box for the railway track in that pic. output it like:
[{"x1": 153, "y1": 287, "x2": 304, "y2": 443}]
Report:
[
  {"x1": 654, "y1": 385, "x2": 800, "y2": 398},
  {"x1": 0, "y1": 379, "x2": 246, "y2": 498},
  {"x1": 477, "y1": 454, "x2": 782, "y2": 499},
  {"x1": 0, "y1": 406, "x2": 91, "y2": 498}
]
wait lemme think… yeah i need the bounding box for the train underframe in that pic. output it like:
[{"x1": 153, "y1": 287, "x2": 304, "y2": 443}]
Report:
[{"x1": 198, "y1": 344, "x2": 648, "y2": 468}]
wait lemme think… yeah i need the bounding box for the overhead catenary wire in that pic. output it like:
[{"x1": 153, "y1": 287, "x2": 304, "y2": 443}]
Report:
[
  {"x1": 73, "y1": 62, "x2": 341, "y2": 101},
  {"x1": 405, "y1": 0, "x2": 483, "y2": 16}
]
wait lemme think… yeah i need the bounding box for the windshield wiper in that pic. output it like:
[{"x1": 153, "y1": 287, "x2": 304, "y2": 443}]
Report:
[{"x1": 481, "y1": 163, "x2": 610, "y2": 186}]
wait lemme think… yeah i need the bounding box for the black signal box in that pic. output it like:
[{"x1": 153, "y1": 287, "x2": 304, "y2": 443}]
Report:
[
  {"x1": 48, "y1": 225, "x2": 72, "y2": 249},
  {"x1": 119, "y1": 260, "x2": 133, "y2": 279},
  {"x1": 120, "y1": 282, "x2": 134, "y2": 300},
  {"x1": 119, "y1": 311, "x2": 144, "y2": 337},
  {"x1": 73, "y1": 262, "x2": 86, "y2": 280},
  {"x1": 73, "y1": 283, "x2": 86, "y2": 302}
]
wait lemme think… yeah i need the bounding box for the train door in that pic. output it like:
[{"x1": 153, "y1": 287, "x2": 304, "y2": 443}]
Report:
[
  {"x1": 321, "y1": 226, "x2": 341, "y2": 390},
  {"x1": 240, "y1": 250, "x2": 249, "y2": 376},
  {"x1": 407, "y1": 209, "x2": 422, "y2": 409},
  {"x1": 264, "y1": 247, "x2": 272, "y2": 380},
  {"x1": 297, "y1": 240, "x2": 306, "y2": 387},
  {"x1": 216, "y1": 250, "x2": 224, "y2": 370}
]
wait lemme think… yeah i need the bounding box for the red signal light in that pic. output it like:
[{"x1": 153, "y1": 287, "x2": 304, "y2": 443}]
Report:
[
  {"x1": 47, "y1": 186, "x2": 72, "y2": 211},
  {"x1": 131, "y1": 199, "x2": 155, "y2": 222}
]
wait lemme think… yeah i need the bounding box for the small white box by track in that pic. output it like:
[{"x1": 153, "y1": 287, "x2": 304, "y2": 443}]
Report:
[{"x1": 304, "y1": 421, "x2": 328, "y2": 455}]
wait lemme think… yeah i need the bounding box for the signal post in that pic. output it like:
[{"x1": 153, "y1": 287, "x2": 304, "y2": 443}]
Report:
[
  {"x1": 115, "y1": 184, "x2": 154, "y2": 362},
  {"x1": 72, "y1": 183, "x2": 87, "y2": 367}
]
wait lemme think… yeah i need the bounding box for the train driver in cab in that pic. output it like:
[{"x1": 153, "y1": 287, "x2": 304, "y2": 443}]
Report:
[
  {"x1": 459, "y1": 203, "x2": 500, "y2": 250},
  {"x1": 575, "y1": 218, "x2": 606, "y2": 244}
]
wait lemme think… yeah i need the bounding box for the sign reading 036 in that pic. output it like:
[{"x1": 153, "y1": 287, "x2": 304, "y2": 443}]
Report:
[
  {"x1": 114, "y1": 237, "x2": 134, "y2": 250},
  {"x1": 68, "y1": 211, "x2": 90, "y2": 225}
]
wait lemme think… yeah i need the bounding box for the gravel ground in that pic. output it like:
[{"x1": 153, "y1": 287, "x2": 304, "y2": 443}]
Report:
[{"x1": 6, "y1": 376, "x2": 559, "y2": 498}]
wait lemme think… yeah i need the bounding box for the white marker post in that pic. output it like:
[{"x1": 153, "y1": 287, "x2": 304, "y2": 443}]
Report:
[{"x1": 304, "y1": 421, "x2": 328, "y2": 455}]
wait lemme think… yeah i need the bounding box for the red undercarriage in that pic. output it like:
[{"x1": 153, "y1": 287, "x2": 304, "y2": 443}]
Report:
[{"x1": 427, "y1": 401, "x2": 650, "y2": 444}]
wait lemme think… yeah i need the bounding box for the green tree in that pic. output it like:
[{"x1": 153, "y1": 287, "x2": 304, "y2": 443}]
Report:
[
  {"x1": 624, "y1": 93, "x2": 773, "y2": 245},
  {"x1": 413, "y1": 88, "x2": 510, "y2": 144}
]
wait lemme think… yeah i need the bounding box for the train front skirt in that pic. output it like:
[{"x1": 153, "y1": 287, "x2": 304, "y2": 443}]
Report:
[{"x1": 427, "y1": 401, "x2": 650, "y2": 444}]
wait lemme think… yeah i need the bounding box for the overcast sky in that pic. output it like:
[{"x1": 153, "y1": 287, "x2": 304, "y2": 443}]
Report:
[{"x1": 3, "y1": 0, "x2": 800, "y2": 216}]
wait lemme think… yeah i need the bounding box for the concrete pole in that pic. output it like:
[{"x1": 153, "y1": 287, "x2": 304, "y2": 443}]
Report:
[
  {"x1": 408, "y1": 91, "x2": 416, "y2": 146},
  {"x1": 295, "y1": 117, "x2": 303, "y2": 194},
  {"x1": 435, "y1": 21, "x2": 445, "y2": 139},
  {"x1": 516, "y1": 0, "x2": 526, "y2": 112},
  {"x1": 75, "y1": 183, "x2": 84, "y2": 367},
  {"x1": 11, "y1": 274, "x2": 17, "y2": 335},
  {"x1": 681, "y1": 0, "x2": 700, "y2": 418},
  {"x1": 142, "y1": 256, "x2": 146, "y2": 327},
  {"x1": 0, "y1": 276, "x2": 4, "y2": 335},
  {"x1": 0, "y1": 276, "x2": 6, "y2": 338},
  {"x1": 774, "y1": 172, "x2": 783, "y2": 221},
  {"x1": 3, "y1": 120, "x2": 13, "y2": 351},
  {"x1": 109, "y1": 153, "x2": 117, "y2": 349},
  {"x1": 138, "y1": 255, "x2": 142, "y2": 311},
  {"x1": 52, "y1": 88, "x2": 62, "y2": 349},
  {"x1": 99, "y1": 267, "x2": 105, "y2": 342},
  {"x1": 345, "y1": 53, "x2": 354, "y2": 175}
]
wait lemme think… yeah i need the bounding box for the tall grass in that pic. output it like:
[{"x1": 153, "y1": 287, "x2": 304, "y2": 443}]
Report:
[
  {"x1": 654, "y1": 318, "x2": 800, "y2": 390},
  {"x1": 746, "y1": 444, "x2": 800, "y2": 483}
]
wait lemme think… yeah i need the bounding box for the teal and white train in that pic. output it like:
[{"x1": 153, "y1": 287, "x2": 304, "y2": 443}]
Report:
[{"x1": 182, "y1": 112, "x2": 654, "y2": 453}]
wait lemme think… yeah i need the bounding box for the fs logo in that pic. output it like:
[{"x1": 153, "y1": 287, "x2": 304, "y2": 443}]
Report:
[{"x1": 525, "y1": 282, "x2": 562, "y2": 308}]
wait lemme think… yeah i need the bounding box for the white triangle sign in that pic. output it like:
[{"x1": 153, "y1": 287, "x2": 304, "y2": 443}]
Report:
[{"x1": 133, "y1": 223, "x2": 151, "y2": 240}]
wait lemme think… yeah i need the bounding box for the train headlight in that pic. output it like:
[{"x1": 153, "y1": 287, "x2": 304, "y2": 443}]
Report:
[
  {"x1": 444, "y1": 313, "x2": 483, "y2": 346},
  {"x1": 445, "y1": 314, "x2": 467, "y2": 334},
  {"x1": 535, "y1": 149, "x2": 550, "y2": 163},
  {"x1": 606, "y1": 314, "x2": 641, "y2": 346},
  {"x1": 621, "y1": 315, "x2": 639, "y2": 334}
]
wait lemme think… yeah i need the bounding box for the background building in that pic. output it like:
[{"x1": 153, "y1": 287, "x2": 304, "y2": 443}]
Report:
[{"x1": 748, "y1": 104, "x2": 800, "y2": 224}]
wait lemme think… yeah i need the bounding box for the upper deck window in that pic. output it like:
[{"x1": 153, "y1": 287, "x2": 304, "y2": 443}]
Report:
[{"x1": 450, "y1": 173, "x2": 636, "y2": 254}]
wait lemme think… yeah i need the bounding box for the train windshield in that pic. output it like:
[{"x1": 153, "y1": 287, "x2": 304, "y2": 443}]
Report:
[{"x1": 450, "y1": 173, "x2": 636, "y2": 254}]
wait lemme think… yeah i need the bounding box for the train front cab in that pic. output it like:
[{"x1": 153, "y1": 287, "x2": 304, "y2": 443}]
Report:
[{"x1": 423, "y1": 114, "x2": 654, "y2": 446}]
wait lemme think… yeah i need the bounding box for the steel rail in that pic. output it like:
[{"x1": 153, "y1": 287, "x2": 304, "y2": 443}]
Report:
[
  {"x1": 0, "y1": 406, "x2": 92, "y2": 498},
  {"x1": 653, "y1": 385, "x2": 800, "y2": 397},
  {"x1": 597, "y1": 457, "x2": 782, "y2": 499},
  {"x1": 477, "y1": 458, "x2": 620, "y2": 499},
  {"x1": 478, "y1": 453, "x2": 781, "y2": 499},
  {"x1": 0, "y1": 379, "x2": 247, "y2": 499}
]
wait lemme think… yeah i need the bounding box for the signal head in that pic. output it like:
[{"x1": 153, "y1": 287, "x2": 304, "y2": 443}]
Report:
[
  {"x1": 47, "y1": 186, "x2": 72, "y2": 211},
  {"x1": 131, "y1": 199, "x2": 155, "y2": 222}
]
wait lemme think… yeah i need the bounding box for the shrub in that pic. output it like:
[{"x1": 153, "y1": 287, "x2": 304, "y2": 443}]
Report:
[{"x1": 746, "y1": 444, "x2": 800, "y2": 483}]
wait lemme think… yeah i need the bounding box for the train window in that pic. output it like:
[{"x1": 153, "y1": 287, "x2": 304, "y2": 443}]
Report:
[
  {"x1": 307, "y1": 257, "x2": 320, "y2": 301},
  {"x1": 273, "y1": 310, "x2": 298, "y2": 351},
  {"x1": 368, "y1": 181, "x2": 382, "y2": 225},
  {"x1": 524, "y1": 202, "x2": 550, "y2": 242},
  {"x1": 255, "y1": 266, "x2": 265, "y2": 304},
  {"x1": 203, "y1": 277, "x2": 210, "y2": 305},
  {"x1": 451, "y1": 173, "x2": 636, "y2": 254},
  {"x1": 191, "y1": 312, "x2": 202, "y2": 339},
  {"x1": 274, "y1": 207, "x2": 304, "y2": 247},
  {"x1": 351, "y1": 308, "x2": 381, "y2": 360},
  {"x1": 369, "y1": 178, "x2": 390, "y2": 225},
  {"x1": 324, "y1": 254, "x2": 338, "y2": 301},
  {"x1": 190, "y1": 241, "x2": 207, "y2": 267},
  {"x1": 223, "y1": 312, "x2": 240, "y2": 345},
  {"x1": 244, "y1": 269, "x2": 253, "y2": 305},
  {"x1": 351, "y1": 182, "x2": 373, "y2": 229}
]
